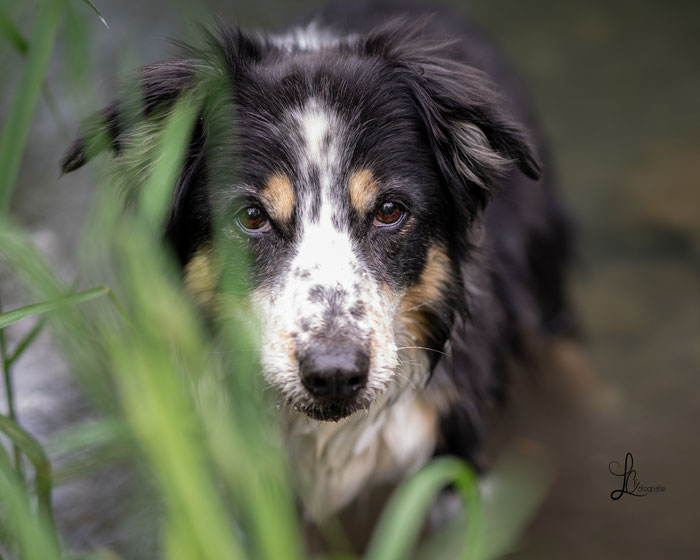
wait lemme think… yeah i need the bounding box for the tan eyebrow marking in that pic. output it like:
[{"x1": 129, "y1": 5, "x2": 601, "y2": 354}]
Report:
[
  {"x1": 261, "y1": 173, "x2": 295, "y2": 223},
  {"x1": 348, "y1": 168, "x2": 380, "y2": 215}
]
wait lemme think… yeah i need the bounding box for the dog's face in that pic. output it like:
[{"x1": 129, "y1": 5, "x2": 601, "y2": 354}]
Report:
[
  {"x1": 62, "y1": 25, "x2": 540, "y2": 422},
  {"x1": 233, "y1": 82, "x2": 449, "y2": 421}
]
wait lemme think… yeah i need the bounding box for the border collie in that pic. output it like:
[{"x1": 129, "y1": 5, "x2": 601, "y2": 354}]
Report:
[{"x1": 61, "y1": 1, "x2": 573, "y2": 526}]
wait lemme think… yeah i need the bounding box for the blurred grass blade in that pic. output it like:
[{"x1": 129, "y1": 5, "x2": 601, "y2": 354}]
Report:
[
  {"x1": 0, "y1": 460, "x2": 60, "y2": 560},
  {"x1": 78, "y1": 0, "x2": 109, "y2": 29},
  {"x1": 0, "y1": 3, "x2": 28, "y2": 54},
  {"x1": 0, "y1": 414, "x2": 54, "y2": 522},
  {"x1": 0, "y1": 296, "x2": 23, "y2": 472},
  {"x1": 0, "y1": 226, "x2": 120, "y2": 413},
  {"x1": 0, "y1": 3, "x2": 68, "y2": 135},
  {"x1": 478, "y1": 447, "x2": 551, "y2": 559},
  {"x1": 139, "y1": 96, "x2": 199, "y2": 228},
  {"x1": 64, "y1": 0, "x2": 94, "y2": 94},
  {"x1": 109, "y1": 318, "x2": 248, "y2": 560},
  {"x1": 4, "y1": 318, "x2": 46, "y2": 370},
  {"x1": 46, "y1": 418, "x2": 126, "y2": 457},
  {"x1": 0, "y1": 286, "x2": 108, "y2": 329},
  {"x1": 365, "y1": 457, "x2": 482, "y2": 560},
  {"x1": 0, "y1": 0, "x2": 62, "y2": 214},
  {"x1": 105, "y1": 225, "x2": 249, "y2": 560}
]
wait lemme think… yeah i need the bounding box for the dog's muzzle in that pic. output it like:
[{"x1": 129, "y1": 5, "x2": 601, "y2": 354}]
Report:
[{"x1": 298, "y1": 339, "x2": 370, "y2": 420}]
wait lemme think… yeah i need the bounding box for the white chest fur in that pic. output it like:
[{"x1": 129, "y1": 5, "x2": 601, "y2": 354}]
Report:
[{"x1": 284, "y1": 382, "x2": 439, "y2": 521}]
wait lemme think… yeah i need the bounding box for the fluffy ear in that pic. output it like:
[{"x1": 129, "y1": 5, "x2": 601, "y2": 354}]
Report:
[
  {"x1": 60, "y1": 26, "x2": 263, "y2": 175},
  {"x1": 59, "y1": 26, "x2": 263, "y2": 263},
  {"x1": 363, "y1": 26, "x2": 541, "y2": 217},
  {"x1": 59, "y1": 59, "x2": 209, "y2": 265},
  {"x1": 60, "y1": 60, "x2": 196, "y2": 174},
  {"x1": 409, "y1": 59, "x2": 541, "y2": 214}
]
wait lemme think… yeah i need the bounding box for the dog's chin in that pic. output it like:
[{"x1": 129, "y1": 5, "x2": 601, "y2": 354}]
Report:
[{"x1": 299, "y1": 399, "x2": 366, "y2": 422}]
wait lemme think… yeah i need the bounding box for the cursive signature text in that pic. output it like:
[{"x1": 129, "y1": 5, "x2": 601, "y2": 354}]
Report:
[{"x1": 608, "y1": 452, "x2": 666, "y2": 500}]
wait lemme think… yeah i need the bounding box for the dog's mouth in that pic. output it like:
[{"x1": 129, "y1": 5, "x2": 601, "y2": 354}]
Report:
[{"x1": 297, "y1": 398, "x2": 368, "y2": 422}]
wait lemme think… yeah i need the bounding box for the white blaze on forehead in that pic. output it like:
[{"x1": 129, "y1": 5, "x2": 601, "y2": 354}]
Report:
[
  {"x1": 299, "y1": 99, "x2": 333, "y2": 150},
  {"x1": 294, "y1": 98, "x2": 350, "y2": 258},
  {"x1": 301, "y1": 108, "x2": 330, "y2": 163},
  {"x1": 293, "y1": 100, "x2": 367, "y2": 313},
  {"x1": 295, "y1": 98, "x2": 340, "y2": 206},
  {"x1": 297, "y1": 100, "x2": 336, "y2": 156}
]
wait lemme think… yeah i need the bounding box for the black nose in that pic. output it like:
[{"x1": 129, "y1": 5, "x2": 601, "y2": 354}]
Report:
[{"x1": 299, "y1": 343, "x2": 370, "y2": 400}]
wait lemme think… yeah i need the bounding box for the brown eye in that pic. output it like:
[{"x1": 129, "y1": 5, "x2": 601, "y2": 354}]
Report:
[
  {"x1": 237, "y1": 206, "x2": 271, "y2": 233},
  {"x1": 373, "y1": 201, "x2": 404, "y2": 227}
]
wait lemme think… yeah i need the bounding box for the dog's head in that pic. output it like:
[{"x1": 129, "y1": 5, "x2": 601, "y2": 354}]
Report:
[{"x1": 62, "y1": 22, "x2": 540, "y2": 422}]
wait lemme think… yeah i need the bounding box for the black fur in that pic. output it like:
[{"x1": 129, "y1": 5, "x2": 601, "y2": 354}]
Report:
[{"x1": 62, "y1": 1, "x2": 573, "y2": 477}]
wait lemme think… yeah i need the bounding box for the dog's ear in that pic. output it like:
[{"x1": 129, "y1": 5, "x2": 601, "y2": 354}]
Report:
[
  {"x1": 363, "y1": 26, "x2": 541, "y2": 217},
  {"x1": 60, "y1": 26, "x2": 262, "y2": 175},
  {"x1": 403, "y1": 56, "x2": 542, "y2": 215},
  {"x1": 60, "y1": 27, "x2": 263, "y2": 263},
  {"x1": 60, "y1": 60, "x2": 196, "y2": 174}
]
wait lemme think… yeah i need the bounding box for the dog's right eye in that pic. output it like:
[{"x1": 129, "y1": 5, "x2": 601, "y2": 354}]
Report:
[
  {"x1": 373, "y1": 201, "x2": 405, "y2": 227},
  {"x1": 236, "y1": 206, "x2": 271, "y2": 233}
]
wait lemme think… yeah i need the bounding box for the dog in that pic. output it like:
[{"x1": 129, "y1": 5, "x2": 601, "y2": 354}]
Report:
[{"x1": 61, "y1": 0, "x2": 573, "y2": 533}]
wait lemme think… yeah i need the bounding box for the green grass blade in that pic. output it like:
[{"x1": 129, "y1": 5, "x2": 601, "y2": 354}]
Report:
[
  {"x1": 63, "y1": 0, "x2": 93, "y2": 94},
  {"x1": 0, "y1": 296, "x2": 23, "y2": 473},
  {"x1": 0, "y1": 459, "x2": 61, "y2": 560},
  {"x1": 0, "y1": 0, "x2": 62, "y2": 214},
  {"x1": 47, "y1": 419, "x2": 130, "y2": 486},
  {"x1": 365, "y1": 457, "x2": 483, "y2": 560},
  {"x1": 4, "y1": 318, "x2": 46, "y2": 370},
  {"x1": 109, "y1": 317, "x2": 248, "y2": 560},
  {"x1": 477, "y1": 448, "x2": 551, "y2": 560},
  {"x1": 0, "y1": 414, "x2": 54, "y2": 524},
  {"x1": 78, "y1": 0, "x2": 109, "y2": 29},
  {"x1": 0, "y1": 226, "x2": 121, "y2": 413},
  {"x1": 0, "y1": 286, "x2": 109, "y2": 329},
  {"x1": 46, "y1": 418, "x2": 126, "y2": 458},
  {"x1": 0, "y1": 3, "x2": 68, "y2": 136},
  {"x1": 0, "y1": 3, "x2": 28, "y2": 54},
  {"x1": 101, "y1": 223, "x2": 249, "y2": 560},
  {"x1": 138, "y1": 96, "x2": 199, "y2": 229}
]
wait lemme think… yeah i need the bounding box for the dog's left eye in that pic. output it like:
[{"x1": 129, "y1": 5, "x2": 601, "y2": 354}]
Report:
[
  {"x1": 373, "y1": 201, "x2": 404, "y2": 227},
  {"x1": 236, "y1": 206, "x2": 271, "y2": 233}
]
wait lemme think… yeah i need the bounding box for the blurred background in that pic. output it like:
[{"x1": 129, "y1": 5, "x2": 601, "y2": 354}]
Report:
[{"x1": 2, "y1": 0, "x2": 699, "y2": 558}]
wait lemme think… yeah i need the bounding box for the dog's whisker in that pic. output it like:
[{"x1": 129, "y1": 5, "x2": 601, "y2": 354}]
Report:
[
  {"x1": 393, "y1": 367, "x2": 419, "y2": 390},
  {"x1": 396, "y1": 345, "x2": 452, "y2": 357},
  {"x1": 400, "y1": 301, "x2": 434, "y2": 313}
]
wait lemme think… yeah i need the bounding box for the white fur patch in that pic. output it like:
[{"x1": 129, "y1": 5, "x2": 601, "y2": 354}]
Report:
[
  {"x1": 298, "y1": 99, "x2": 334, "y2": 182},
  {"x1": 269, "y1": 22, "x2": 353, "y2": 53}
]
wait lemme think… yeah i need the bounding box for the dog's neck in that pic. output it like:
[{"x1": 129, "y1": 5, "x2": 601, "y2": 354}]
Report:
[{"x1": 283, "y1": 349, "x2": 440, "y2": 520}]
